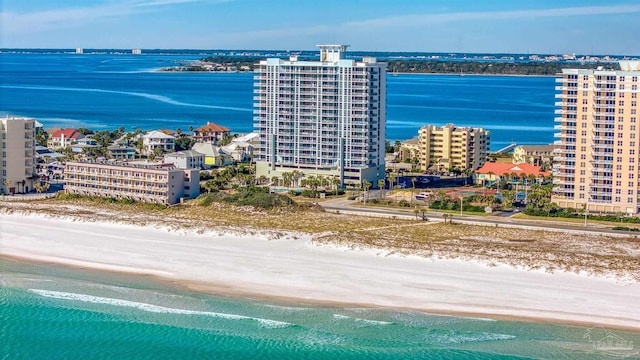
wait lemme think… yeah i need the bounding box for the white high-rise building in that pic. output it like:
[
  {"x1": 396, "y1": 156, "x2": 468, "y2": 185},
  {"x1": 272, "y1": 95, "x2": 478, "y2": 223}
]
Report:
[
  {"x1": 254, "y1": 45, "x2": 386, "y2": 187},
  {"x1": 1, "y1": 116, "x2": 37, "y2": 194},
  {"x1": 552, "y1": 61, "x2": 640, "y2": 214}
]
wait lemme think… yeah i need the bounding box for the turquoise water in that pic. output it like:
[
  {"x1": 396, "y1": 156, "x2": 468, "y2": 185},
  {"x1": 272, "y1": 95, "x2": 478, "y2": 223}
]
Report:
[{"x1": 2, "y1": 257, "x2": 638, "y2": 359}]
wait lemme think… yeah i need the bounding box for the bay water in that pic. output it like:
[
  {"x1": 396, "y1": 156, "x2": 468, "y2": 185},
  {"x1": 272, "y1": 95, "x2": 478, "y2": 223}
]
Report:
[{"x1": 0, "y1": 53, "x2": 555, "y2": 151}]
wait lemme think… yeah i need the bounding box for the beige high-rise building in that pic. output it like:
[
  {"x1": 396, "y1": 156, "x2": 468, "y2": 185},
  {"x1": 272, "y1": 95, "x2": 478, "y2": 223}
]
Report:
[
  {"x1": 552, "y1": 61, "x2": 640, "y2": 214},
  {"x1": 1, "y1": 116, "x2": 37, "y2": 194},
  {"x1": 415, "y1": 123, "x2": 490, "y2": 173}
]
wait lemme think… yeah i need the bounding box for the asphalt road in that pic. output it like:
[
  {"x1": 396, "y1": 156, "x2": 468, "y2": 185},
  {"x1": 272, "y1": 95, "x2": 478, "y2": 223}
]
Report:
[{"x1": 319, "y1": 197, "x2": 636, "y2": 237}]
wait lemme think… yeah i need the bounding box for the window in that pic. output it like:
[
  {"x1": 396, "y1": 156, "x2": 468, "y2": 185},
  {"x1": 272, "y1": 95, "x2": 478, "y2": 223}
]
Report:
[{"x1": 619, "y1": 125, "x2": 624, "y2": 130}]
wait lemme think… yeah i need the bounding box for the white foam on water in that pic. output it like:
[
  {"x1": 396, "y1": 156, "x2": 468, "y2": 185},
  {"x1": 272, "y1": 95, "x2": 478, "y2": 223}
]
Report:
[
  {"x1": 425, "y1": 331, "x2": 516, "y2": 344},
  {"x1": 0, "y1": 85, "x2": 252, "y2": 112},
  {"x1": 332, "y1": 314, "x2": 393, "y2": 326},
  {"x1": 29, "y1": 289, "x2": 291, "y2": 329}
]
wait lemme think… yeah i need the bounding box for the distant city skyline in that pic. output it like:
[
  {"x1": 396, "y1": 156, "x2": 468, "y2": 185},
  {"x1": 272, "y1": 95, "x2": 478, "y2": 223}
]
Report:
[{"x1": 2, "y1": 0, "x2": 640, "y2": 55}]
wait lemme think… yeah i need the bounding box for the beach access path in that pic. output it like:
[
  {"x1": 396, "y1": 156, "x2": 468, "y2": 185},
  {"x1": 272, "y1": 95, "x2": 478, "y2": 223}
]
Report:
[{"x1": 1, "y1": 211, "x2": 639, "y2": 331}]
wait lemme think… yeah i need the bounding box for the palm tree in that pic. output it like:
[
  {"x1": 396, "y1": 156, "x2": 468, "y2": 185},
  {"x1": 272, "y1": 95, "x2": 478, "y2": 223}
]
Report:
[
  {"x1": 331, "y1": 176, "x2": 341, "y2": 196},
  {"x1": 362, "y1": 180, "x2": 372, "y2": 205},
  {"x1": 271, "y1": 176, "x2": 279, "y2": 187},
  {"x1": 413, "y1": 208, "x2": 420, "y2": 220},
  {"x1": 377, "y1": 179, "x2": 385, "y2": 198}
]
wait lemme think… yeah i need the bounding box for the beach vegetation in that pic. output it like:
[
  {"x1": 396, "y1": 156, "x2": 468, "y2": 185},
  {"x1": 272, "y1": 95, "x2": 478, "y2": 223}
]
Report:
[{"x1": 197, "y1": 186, "x2": 295, "y2": 210}]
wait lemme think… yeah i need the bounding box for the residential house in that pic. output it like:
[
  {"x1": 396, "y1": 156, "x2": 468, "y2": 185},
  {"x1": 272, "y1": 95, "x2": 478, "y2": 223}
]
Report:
[
  {"x1": 191, "y1": 142, "x2": 231, "y2": 168},
  {"x1": 107, "y1": 145, "x2": 137, "y2": 159},
  {"x1": 71, "y1": 137, "x2": 99, "y2": 153},
  {"x1": 473, "y1": 162, "x2": 550, "y2": 186},
  {"x1": 142, "y1": 130, "x2": 175, "y2": 155},
  {"x1": 512, "y1": 145, "x2": 554, "y2": 167},
  {"x1": 47, "y1": 128, "x2": 84, "y2": 150},
  {"x1": 193, "y1": 122, "x2": 230, "y2": 144},
  {"x1": 164, "y1": 150, "x2": 205, "y2": 169}
]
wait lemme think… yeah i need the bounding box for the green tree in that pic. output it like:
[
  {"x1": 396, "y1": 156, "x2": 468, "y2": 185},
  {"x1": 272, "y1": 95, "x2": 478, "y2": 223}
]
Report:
[{"x1": 175, "y1": 137, "x2": 195, "y2": 151}]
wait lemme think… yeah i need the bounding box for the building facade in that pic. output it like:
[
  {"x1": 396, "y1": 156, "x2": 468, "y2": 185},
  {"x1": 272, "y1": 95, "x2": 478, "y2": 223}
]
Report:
[
  {"x1": 164, "y1": 150, "x2": 205, "y2": 169},
  {"x1": 193, "y1": 122, "x2": 230, "y2": 144},
  {"x1": 47, "y1": 128, "x2": 84, "y2": 150},
  {"x1": 417, "y1": 123, "x2": 490, "y2": 173},
  {"x1": 142, "y1": 130, "x2": 175, "y2": 155},
  {"x1": 512, "y1": 144, "x2": 554, "y2": 167},
  {"x1": 1, "y1": 116, "x2": 37, "y2": 194},
  {"x1": 552, "y1": 61, "x2": 640, "y2": 214},
  {"x1": 64, "y1": 160, "x2": 200, "y2": 205},
  {"x1": 253, "y1": 45, "x2": 386, "y2": 187}
]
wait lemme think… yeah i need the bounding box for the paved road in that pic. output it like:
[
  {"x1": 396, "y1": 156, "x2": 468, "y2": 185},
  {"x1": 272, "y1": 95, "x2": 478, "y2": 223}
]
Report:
[{"x1": 319, "y1": 197, "x2": 636, "y2": 237}]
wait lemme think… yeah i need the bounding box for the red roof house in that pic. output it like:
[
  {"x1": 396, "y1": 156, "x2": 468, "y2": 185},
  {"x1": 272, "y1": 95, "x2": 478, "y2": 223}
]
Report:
[
  {"x1": 47, "y1": 128, "x2": 84, "y2": 149},
  {"x1": 474, "y1": 163, "x2": 550, "y2": 185},
  {"x1": 193, "y1": 122, "x2": 230, "y2": 144}
]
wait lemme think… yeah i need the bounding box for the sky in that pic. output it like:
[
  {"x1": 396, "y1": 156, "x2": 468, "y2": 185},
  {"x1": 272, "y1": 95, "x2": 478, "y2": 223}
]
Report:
[{"x1": 1, "y1": 0, "x2": 639, "y2": 54}]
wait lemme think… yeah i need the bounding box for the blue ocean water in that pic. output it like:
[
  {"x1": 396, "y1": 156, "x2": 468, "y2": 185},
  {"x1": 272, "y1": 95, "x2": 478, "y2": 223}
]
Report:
[
  {"x1": 0, "y1": 53, "x2": 555, "y2": 150},
  {"x1": 2, "y1": 257, "x2": 639, "y2": 359}
]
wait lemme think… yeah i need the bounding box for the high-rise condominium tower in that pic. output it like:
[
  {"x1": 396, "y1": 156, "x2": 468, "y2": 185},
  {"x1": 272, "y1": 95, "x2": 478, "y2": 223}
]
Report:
[
  {"x1": 1, "y1": 116, "x2": 37, "y2": 194},
  {"x1": 552, "y1": 61, "x2": 640, "y2": 214},
  {"x1": 253, "y1": 45, "x2": 386, "y2": 187}
]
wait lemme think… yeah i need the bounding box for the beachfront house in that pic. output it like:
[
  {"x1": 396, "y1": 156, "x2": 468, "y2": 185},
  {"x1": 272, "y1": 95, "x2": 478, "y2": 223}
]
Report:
[
  {"x1": 192, "y1": 122, "x2": 230, "y2": 144},
  {"x1": 142, "y1": 130, "x2": 175, "y2": 155},
  {"x1": 47, "y1": 128, "x2": 84, "y2": 150}
]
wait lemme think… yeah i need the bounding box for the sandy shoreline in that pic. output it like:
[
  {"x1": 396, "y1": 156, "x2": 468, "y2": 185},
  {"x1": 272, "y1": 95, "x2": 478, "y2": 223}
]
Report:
[{"x1": 2, "y1": 211, "x2": 639, "y2": 331}]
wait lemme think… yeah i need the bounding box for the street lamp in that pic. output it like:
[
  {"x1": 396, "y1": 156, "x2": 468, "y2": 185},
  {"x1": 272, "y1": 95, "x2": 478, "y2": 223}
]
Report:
[
  {"x1": 460, "y1": 196, "x2": 463, "y2": 215},
  {"x1": 584, "y1": 208, "x2": 589, "y2": 227}
]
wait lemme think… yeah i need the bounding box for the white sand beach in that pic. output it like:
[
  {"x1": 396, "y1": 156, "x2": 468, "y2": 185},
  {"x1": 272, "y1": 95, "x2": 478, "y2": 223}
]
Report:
[{"x1": 2, "y1": 211, "x2": 639, "y2": 330}]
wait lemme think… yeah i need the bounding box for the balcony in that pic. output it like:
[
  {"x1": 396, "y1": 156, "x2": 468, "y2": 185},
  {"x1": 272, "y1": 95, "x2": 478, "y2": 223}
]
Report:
[
  {"x1": 554, "y1": 109, "x2": 577, "y2": 115},
  {"x1": 553, "y1": 178, "x2": 575, "y2": 185}
]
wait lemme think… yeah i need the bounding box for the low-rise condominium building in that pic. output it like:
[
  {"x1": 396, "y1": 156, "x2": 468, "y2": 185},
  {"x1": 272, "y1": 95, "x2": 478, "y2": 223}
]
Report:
[{"x1": 64, "y1": 160, "x2": 200, "y2": 205}]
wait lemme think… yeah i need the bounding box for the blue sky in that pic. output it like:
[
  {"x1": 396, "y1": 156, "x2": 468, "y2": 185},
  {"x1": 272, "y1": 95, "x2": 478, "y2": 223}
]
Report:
[{"x1": 1, "y1": 0, "x2": 639, "y2": 54}]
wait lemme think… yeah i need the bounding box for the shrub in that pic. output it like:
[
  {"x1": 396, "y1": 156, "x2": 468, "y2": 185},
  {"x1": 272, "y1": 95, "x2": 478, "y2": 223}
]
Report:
[{"x1": 398, "y1": 199, "x2": 410, "y2": 207}]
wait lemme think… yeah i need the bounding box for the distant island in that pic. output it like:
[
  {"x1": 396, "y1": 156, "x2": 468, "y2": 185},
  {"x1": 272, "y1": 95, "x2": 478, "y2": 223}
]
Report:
[{"x1": 159, "y1": 55, "x2": 612, "y2": 75}]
